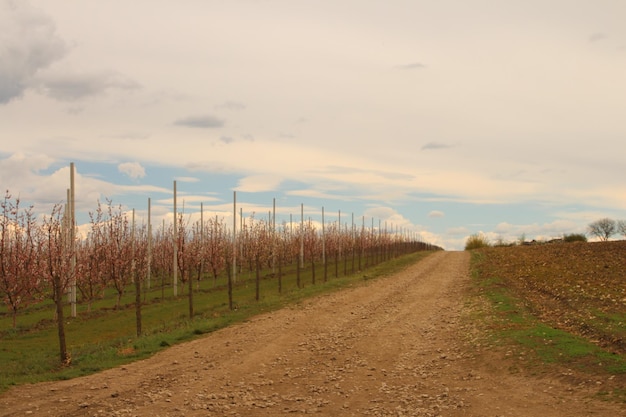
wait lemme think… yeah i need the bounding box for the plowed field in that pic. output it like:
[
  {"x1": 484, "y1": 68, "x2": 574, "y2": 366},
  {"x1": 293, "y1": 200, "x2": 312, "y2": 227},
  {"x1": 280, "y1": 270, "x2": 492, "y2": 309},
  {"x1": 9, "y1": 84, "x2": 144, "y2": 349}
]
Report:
[{"x1": 475, "y1": 241, "x2": 626, "y2": 355}]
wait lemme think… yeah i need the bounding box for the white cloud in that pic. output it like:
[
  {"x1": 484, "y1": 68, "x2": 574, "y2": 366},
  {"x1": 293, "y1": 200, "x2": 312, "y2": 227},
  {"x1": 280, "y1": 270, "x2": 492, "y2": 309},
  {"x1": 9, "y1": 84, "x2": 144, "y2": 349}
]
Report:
[
  {"x1": 395, "y1": 62, "x2": 426, "y2": 70},
  {"x1": 105, "y1": 132, "x2": 151, "y2": 140},
  {"x1": 118, "y1": 162, "x2": 145, "y2": 179},
  {"x1": 166, "y1": 193, "x2": 221, "y2": 212},
  {"x1": 428, "y1": 210, "x2": 445, "y2": 218},
  {"x1": 235, "y1": 175, "x2": 282, "y2": 193},
  {"x1": 215, "y1": 101, "x2": 246, "y2": 110},
  {"x1": 287, "y1": 189, "x2": 347, "y2": 201},
  {"x1": 0, "y1": 152, "x2": 54, "y2": 183},
  {"x1": 0, "y1": 153, "x2": 167, "y2": 214},
  {"x1": 174, "y1": 115, "x2": 224, "y2": 128},
  {"x1": 34, "y1": 69, "x2": 140, "y2": 101},
  {"x1": 421, "y1": 142, "x2": 451, "y2": 151},
  {"x1": 446, "y1": 226, "x2": 469, "y2": 236},
  {"x1": 362, "y1": 207, "x2": 416, "y2": 231},
  {"x1": 220, "y1": 136, "x2": 234, "y2": 144},
  {"x1": 589, "y1": 32, "x2": 607, "y2": 42},
  {"x1": 414, "y1": 229, "x2": 442, "y2": 245},
  {"x1": 174, "y1": 177, "x2": 200, "y2": 183},
  {"x1": 0, "y1": 153, "x2": 59, "y2": 212},
  {"x1": 0, "y1": 0, "x2": 67, "y2": 103}
]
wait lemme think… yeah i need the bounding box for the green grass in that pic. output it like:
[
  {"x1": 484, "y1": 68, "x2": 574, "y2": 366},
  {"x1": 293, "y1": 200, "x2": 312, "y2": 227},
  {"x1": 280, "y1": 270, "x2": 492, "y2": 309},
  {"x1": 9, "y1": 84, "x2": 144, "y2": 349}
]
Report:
[{"x1": 0, "y1": 251, "x2": 432, "y2": 392}]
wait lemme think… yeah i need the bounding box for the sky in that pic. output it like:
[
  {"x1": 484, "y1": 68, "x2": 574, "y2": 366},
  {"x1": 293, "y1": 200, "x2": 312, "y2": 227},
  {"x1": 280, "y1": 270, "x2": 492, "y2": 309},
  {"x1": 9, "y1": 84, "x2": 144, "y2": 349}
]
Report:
[{"x1": 1, "y1": 0, "x2": 625, "y2": 250}]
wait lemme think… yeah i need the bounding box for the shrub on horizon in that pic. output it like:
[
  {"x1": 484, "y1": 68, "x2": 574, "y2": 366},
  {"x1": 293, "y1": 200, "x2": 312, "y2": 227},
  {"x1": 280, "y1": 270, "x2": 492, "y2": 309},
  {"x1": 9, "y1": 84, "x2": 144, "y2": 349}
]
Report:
[
  {"x1": 465, "y1": 233, "x2": 490, "y2": 250},
  {"x1": 563, "y1": 233, "x2": 587, "y2": 243}
]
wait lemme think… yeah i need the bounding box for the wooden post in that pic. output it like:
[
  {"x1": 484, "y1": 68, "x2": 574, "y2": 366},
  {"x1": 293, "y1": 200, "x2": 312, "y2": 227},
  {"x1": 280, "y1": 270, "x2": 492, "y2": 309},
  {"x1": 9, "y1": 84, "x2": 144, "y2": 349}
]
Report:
[
  {"x1": 173, "y1": 181, "x2": 178, "y2": 296},
  {"x1": 69, "y1": 163, "x2": 76, "y2": 317},
  {"x1": 133, "y1": 209, "x2": 142, "y2": 336},
  {"x1": 272, "y1": 198, "x2": 276, "y2": 274},
  {"x1": 300, "y1": 203, "x2": 304, "y2": 268},
  {"x1": 147, "y1": 198, "x2": 152, "y2": 290},
  {"x1": 233, "y1": 191, "x2": 237, "y2": 284},
  {"x1": 322, "y1": 206, "x2": 327, "y2": 282}
]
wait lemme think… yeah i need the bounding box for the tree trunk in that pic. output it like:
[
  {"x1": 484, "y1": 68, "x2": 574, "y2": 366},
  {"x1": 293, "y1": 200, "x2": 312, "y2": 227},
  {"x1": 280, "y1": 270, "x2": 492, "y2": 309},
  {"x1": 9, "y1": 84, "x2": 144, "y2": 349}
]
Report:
[
  {"x1": 115, "y1": 290, "x2": 123, "y2": 309},
  {"x1": 135, "y1": 273, "x2": 142, "y2": 336},
  {"x1": 188, "y1": 270, "x2": 194, "y2": 318},
  {"x1": 351, "y1": 248, "x2": 355, "y2": 274},
  {"x1": 255, "y1": 257, "x2": 261, "y2": 301},
  {"x1": 278, "y1": 253, "x2": 282, "y2": 294},
  {"x1": 296, "y1": 258, "x2": 301, "y2": 288},
  {"x1": 227, "y1": 261, "x2": 233, "y2": 310},
  {"x1": 54, "y1": 278, "x2": 69, "y2": 364}
]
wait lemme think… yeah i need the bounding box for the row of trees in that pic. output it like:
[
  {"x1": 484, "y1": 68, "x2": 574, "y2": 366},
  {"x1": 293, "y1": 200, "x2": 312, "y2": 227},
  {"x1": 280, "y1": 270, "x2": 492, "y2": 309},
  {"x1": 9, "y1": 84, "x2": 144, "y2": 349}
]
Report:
[
  {"x1": 1, "y1": 191, "x2": 437, "y2": 361},
  {"x1": 587, "y1": 218, "x2": 626, "y2": 241}
]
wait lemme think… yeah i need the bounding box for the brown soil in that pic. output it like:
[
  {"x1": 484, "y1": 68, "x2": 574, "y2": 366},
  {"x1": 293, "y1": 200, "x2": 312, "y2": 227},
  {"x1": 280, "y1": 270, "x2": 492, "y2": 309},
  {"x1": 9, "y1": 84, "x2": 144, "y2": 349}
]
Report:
[
  {"x1": 476, "y1": 240, "x2": 626, "y2": 355},
  {"x1": 1, "y1": 251, "x2": 623, "y2": 416}
]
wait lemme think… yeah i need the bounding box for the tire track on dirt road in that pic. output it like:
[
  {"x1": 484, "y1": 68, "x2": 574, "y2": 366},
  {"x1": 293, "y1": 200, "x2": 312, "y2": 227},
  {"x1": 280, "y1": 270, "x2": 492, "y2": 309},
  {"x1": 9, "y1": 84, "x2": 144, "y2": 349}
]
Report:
[{"x1": 1, "y1": 251, "x2": 623, "y2": 416}]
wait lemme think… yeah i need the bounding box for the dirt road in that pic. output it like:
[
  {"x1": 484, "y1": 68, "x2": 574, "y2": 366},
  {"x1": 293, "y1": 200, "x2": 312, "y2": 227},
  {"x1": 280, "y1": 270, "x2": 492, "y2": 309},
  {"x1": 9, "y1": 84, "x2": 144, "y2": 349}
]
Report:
[{"x1": 1, "y1": 251, "x2": 622, "y2": 416}]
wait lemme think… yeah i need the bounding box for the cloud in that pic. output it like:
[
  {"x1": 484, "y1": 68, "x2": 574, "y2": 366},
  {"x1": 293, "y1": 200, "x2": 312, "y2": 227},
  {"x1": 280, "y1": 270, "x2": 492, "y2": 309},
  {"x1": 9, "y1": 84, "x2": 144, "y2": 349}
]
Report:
[
  {"x1": 66, "y1": 105, "x2": 85, "y2": 114},
  {"x1": 34, "y1": 70, "x2": 140, "y2": 101},
  {"x1": 105, "y1": 132, "x2": 151, "y2": 140},
  {"x1": 287, "y1": 188, "x2": 347, "y2": 201},
  {"x1": 118, "y1": 162, "x2": 146, "y2": 180},
  {"x1": 421, "y1": 142, "x2": 451, "y2": 150},
  {"x1": 220, "y1": 136, "x2": 234, "y2": 144},
  {"x1": 235, "y1": 174, "x2": 282, "y2": 193},
  {"x1": 395, "y1": 62, "x2": 426, "y2": 70},
  {"x1": 446, "y1": 226, "x2": 469, "y2": 236},
  {"x1": 323, "y1": 165, "x2": 414, "y2": 181},
  {"x1": 589, "y1": 32, "x2": 607, "y2": 42},
  {"x1": 428, "y1": 210, "x2": 445, "y2": 218},
  {"x1": 174, "y1": 176, "x2": 200, "y2": 183},
  {"x1": 0, "y1": 152, "x2": 55, "y2": 191},
  {"x1": 362, "y1": 207, "x2": 415, "y2": 230},
  {"x1": 163, "y1": 194, "x2": 221, "y2": 209},
  {"x1": 215, "y1": 101, "x2": 246, "y2": 110},
  {"x1": 0, "y1": 0, "x2": 67, "y2": 104},
  {"x1": 0, "y1": 153, "x2": 166, "y2": 213},
  {"x1": 174, "y1": 114, "x2": 224, "y2": 128}
]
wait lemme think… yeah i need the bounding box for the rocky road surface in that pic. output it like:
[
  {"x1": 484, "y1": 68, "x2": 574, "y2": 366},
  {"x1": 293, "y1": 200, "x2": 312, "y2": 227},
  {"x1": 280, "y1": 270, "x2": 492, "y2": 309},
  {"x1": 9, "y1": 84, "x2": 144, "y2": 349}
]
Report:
[{"x1": 1, "y1": 251, "x2": 623, "y2": 416}]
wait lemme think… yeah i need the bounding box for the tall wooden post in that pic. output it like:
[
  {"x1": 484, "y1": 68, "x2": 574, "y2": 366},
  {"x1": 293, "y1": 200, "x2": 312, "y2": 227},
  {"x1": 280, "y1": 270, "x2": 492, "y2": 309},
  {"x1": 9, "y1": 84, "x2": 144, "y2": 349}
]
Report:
[
  {"x1": 272, "y1": 198, "x2": 276, "y2": 274},
  {"x1": 69, "y1": 162, "x2": 76, "y2": 318},
  {"x1": 173, "y1": 181, "x2": 178, "y2": 296},
  {"x1": 232, "y1": 191, "x2": 237, "y2": 284},
  {"x1": 322, "y1": 206, "x2": 327, "y2": 282},
  {"x1": 300, "y1": 203, "x2": 304, "y2": 268},
  {"x1": 147, "y1": 198, "x2": 152, "y2": 290},
  {"x1": 133, "y1": 209, "x2": 142, "y2": 336}
]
